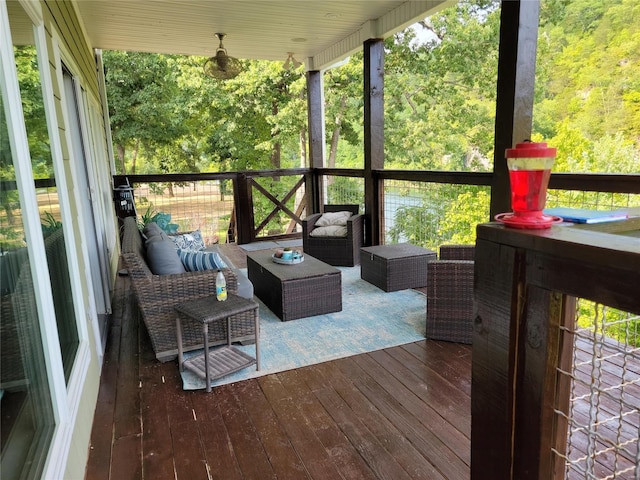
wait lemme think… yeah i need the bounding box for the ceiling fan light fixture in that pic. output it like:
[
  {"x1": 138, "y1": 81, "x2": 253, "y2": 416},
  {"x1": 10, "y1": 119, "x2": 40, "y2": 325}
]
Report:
[
  {"x1": 204, "y1": 32, "x2": 242, "y2": 80},
  {"x1": 283, "y1": 52, "x2": 302, "y2": 70}
]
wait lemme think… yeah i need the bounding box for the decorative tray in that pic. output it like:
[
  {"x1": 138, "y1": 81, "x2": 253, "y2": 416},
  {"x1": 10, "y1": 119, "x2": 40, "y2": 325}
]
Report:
[{"x1": 272, "y1": 253, "x2": 304, "y2": 265}]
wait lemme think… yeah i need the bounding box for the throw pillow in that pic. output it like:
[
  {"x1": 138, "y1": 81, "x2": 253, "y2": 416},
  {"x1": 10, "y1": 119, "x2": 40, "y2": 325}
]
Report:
[
  {"x1": 178, "y1": 249, "x2": 228, "y2": 272},
  {"x1": 145, "y1": 238, "x2": 186, "y2": 274},
  {"x1": 169, "y1": 230, "x2": 205, "y2": 251},
  {"x1": 309, "y1": 225, "x2": 348, "y2": 237},
  {"x1": 143, "y1": 222, "x2": 164, "y2": 238},
  {"x1": 315, "y1": 211, "x2": 351, "y2": 227},
  {"x1": 144, "y1": 230, "x2": 169, "y2": 248}
]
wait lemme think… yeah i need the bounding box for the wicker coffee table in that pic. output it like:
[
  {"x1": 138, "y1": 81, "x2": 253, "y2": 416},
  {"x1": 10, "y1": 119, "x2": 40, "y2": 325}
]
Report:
[
  {"x1": 175, "y1": 294, "x2": 260, "y2": 392},
  {"x1": 247, "y1": 251, "x2": 342, "y2": 321},
  {"x1": 360, "y1": 243, "x2": 437, "y2": 292}
]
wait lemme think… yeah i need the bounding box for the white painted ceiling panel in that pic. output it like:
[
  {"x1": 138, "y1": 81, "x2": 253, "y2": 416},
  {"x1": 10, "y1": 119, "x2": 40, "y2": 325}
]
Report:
[{"x1": 73, "y1": 0, "x2": 450, "y2": 70}]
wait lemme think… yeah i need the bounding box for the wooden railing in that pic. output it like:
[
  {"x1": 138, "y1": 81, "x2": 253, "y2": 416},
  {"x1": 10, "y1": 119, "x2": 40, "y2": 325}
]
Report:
[
  {"x1": 472, "y1": 217, "x2": 640, "y2": 479},
  {"x1": 112, "y1": 171, "x2": 640, "y2": 245}
]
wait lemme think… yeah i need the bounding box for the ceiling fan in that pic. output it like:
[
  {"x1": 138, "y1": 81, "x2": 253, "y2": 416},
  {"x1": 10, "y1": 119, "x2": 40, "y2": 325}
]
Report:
[{"x1": 203, "y1": 33, "x2": 242, "y2": 80}]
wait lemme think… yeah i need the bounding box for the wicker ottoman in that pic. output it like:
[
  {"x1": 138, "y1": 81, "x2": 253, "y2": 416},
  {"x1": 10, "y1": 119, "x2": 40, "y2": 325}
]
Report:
[
  {"x1": 360, "y1": 243, "x2": 436, "y2": 292},
  {"x1": 247, "y1": 251, "x2": 342, "y2": 321}
]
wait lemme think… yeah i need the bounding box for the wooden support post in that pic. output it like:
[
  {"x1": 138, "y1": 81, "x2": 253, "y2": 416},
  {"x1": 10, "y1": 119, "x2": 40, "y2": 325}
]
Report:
[
  {"x1": 472, "y1": 239, "x2": 519, "y2": 479},
  {"x1": 363, "y1": 38, "x2": 384, "y2": 246},
  {"x1": 307, "y1": 70, "x2": 324, "y2": 214},
  {"x1": 491, "y1": 0, "x2": 541, "y2": 218},
  {"x1": 234, "y1": 173, "x2": 254, "y2": 244}
]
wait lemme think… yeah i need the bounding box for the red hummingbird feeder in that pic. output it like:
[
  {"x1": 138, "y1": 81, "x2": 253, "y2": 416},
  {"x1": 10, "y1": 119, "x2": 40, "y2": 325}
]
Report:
[{"x1": 495, "y1": 141, "x2": 563, "y2": 229}]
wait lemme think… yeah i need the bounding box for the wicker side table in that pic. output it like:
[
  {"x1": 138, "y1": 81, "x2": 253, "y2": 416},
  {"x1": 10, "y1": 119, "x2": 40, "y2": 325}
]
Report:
[
  {"x1": 175, "y1": 294, "x2": 260, "y2": 392},
  {"x1": 360, "y1": 243, "x2": 437, "y2": 292}
]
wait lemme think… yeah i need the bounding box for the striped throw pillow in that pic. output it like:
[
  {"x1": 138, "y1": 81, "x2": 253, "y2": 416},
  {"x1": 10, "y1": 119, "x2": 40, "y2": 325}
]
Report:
[{"x1": 177, "y1": 249, "x2": 228, "y2": 272}]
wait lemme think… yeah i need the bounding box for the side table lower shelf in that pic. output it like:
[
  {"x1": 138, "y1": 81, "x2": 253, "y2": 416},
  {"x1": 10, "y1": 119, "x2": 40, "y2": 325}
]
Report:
[{"x1": 182, "y1": 345, "x2": 257, "y2": 382}]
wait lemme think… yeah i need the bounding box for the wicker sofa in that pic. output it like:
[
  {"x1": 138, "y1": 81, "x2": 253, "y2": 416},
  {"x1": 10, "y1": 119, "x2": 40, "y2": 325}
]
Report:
[
  {"x1": 120, "y1": 216, "x2": 257, "y2": 362},
  {"x1": 425, "y1": 244, "x2": 475, "y2": 344},
  {"x1": 301, "y1": 204, "x2": 364, "y2": 266}
]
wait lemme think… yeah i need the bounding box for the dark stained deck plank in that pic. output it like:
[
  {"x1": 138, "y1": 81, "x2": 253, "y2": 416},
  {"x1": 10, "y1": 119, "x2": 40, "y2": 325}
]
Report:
[
  {"x1": 139, "y1": 361, "x2": 176, "y2": 479},
  {"x1": 258, "y1": 374, "x2": 346, "y2": 480},
  {"x1": 190, "y1": 389, "x2": 244, "y2": 480},
  {"x1": 347, "y1": 348, "x2": 471, "y2": 458},
  {"x1": 277, "y1": 368, "x2": 378, "y2": 480},
  {"x1": 336, "y1": 354, "x2": 469, "y2": 478},
  {"x1": 304, "y1": 361, "x2": 447, "y2": 480},
  {"x1": 112, "y1": 287, "x2": 141, "y2": 441},
  {"x1": 308, "y1": 379, "x2": 415, "y2": 480},
  {"x1": 85, "y1": 274, "x2": 126, "y2": 480},
  {"x1": 364, "y1": 348, "x2": 471, "y2": 436},
  {"x1": 216, "y1": 382, "x2": 278, "y2": 480},
  {"x1": 231, "y1": 380, "x2": 307, "y2": 480},
  {"x1": 402, "y1": 340, "x2": 472, "y2": 396}
]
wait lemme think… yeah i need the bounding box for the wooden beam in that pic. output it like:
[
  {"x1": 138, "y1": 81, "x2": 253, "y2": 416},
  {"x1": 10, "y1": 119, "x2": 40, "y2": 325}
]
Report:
[
  {"x1": 307, "y1": 70, "x2": 324, "y2": 215},
  {"x1": 307, "y1": 70, "x2": 324, "y2": 170},
  {"x1": 491, "y1": 0, "x2": 541, "y2": 219},
  {"x1": 234, "y1": 173, "x2": 254, "y2": 244},
  {"x1": 471, "y1": 240, "x2": 519, "y2": 479},
  {"x1": 363, "y1": 38, "x2": 384, "y2": 246}
]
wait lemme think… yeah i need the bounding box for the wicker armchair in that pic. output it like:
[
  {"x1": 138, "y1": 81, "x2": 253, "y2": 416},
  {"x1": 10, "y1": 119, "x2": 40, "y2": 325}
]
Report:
[
  {"x1": 120, "y1": 217, "x2": 257, "y2": 362},
  {"x1": 425, "y1": 244, "x2": 475, "y2": 344},
  {"x1": 302, "y1": 204, "x2": 364, "y2": 266}
]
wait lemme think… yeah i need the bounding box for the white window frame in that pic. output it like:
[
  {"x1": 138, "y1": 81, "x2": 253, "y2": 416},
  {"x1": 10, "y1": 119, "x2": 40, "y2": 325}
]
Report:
[{"x1": 52, "y1": 32, "x2": 114, "y2": 362}]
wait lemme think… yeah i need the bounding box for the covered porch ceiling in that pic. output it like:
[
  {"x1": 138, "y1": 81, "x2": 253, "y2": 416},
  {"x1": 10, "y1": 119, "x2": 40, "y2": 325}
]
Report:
[{"x1": 74, "y1": 0, "x2": 453, "y2": 71}]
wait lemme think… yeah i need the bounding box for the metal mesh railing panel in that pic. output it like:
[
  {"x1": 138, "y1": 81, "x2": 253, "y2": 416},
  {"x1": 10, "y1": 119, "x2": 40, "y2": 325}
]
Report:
[
  {"x1": 382, "y1": 180, "x2": 490, "y2": 249},
  {"x1": 553, "y1": 303, "x2": 640, "y2": 479},
  {"x1": 133, "y1": 181, "x2": 233, "y2": 244},
  {"x1": 547, "y1": 190, "x2": 640, "y2": 211},
  {"x1": 324, "y1": 175, "x2": 365, "y2": 210}
]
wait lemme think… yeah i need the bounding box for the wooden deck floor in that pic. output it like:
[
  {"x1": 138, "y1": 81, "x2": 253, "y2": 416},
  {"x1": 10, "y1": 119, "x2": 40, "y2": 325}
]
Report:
[{"x1": 85, "y1": 247, "x2": 471, "y2": 480}]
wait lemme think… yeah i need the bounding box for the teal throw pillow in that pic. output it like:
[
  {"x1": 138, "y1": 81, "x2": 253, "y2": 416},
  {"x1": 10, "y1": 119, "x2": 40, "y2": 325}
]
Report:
[{"x1": 178, "y1": 249, "x2": 228, "y2": 272}]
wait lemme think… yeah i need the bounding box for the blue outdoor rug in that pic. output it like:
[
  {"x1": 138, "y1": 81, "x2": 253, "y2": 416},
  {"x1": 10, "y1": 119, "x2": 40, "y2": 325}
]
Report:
[{"x1": 180, "y1": 266, "x2": 426, "y2": 390}]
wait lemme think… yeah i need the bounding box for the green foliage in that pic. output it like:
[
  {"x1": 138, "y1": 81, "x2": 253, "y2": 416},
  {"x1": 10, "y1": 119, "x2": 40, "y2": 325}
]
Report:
[
  {"x1": 104, "y1": 52, "x2": 194, "y2": 175},
  {"x1": 137, "y1": 205, "x2": 158, "y2": 229},
  {"x1": 387, "y1": 185, "x2": 490, "y2": 250},
  {"x1": 439, "y1": 189, "x2": 491, "y2": 244},
  {"x1": 137, "y1": 204, "x2": 179, "y2": 233},
  {"x1": 41, "y1": 212, "x2": 62, "y2": 237},
  {"x1": 535, "y1": 0, "x2": 640, "y2": 172},
  {"x1": 382, "y1": 1, "x2": 500, "y2": 171},
  {"x1": 12, "y1": 45, "x2": 53, "y2": 179},
  {"x1": 100, "y1": 0, "x2": 639, "y2": 179},
  {"x1": 576, "y1": 301, "x2": 639, "y2": 347},
  {"x1": 326, "y1": 177, "x2": 364, "y2": 207}
]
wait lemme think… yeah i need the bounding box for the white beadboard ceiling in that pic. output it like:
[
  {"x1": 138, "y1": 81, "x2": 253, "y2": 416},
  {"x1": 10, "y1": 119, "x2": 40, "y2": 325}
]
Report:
[{"x1": 74, "y1": 0, "x2": 453, "y2": 71}]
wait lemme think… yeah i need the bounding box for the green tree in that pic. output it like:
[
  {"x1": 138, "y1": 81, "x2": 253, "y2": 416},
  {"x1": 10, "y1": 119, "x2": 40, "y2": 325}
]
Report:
[
  {"x1": 323, "y1": 56, "x2": 364, "y2": 168},
  {"x1": 383, "y1": 0, "x2": 500, "y2": 171},
  {"x1": 535, "y1": 0, "x2": 640, "y2": 173},
  {"x1": 104, "y1": 51, "x2": 187, "y2": 174},
  {"x1": 14, "y1": 45, "x2": 52, "y2": 178}
]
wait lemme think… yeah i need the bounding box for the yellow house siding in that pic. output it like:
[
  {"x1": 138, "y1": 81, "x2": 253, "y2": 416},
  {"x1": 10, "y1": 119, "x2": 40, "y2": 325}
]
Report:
[{"x1": 43, "y1": 0, "x2": 99, "y2": 100}]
